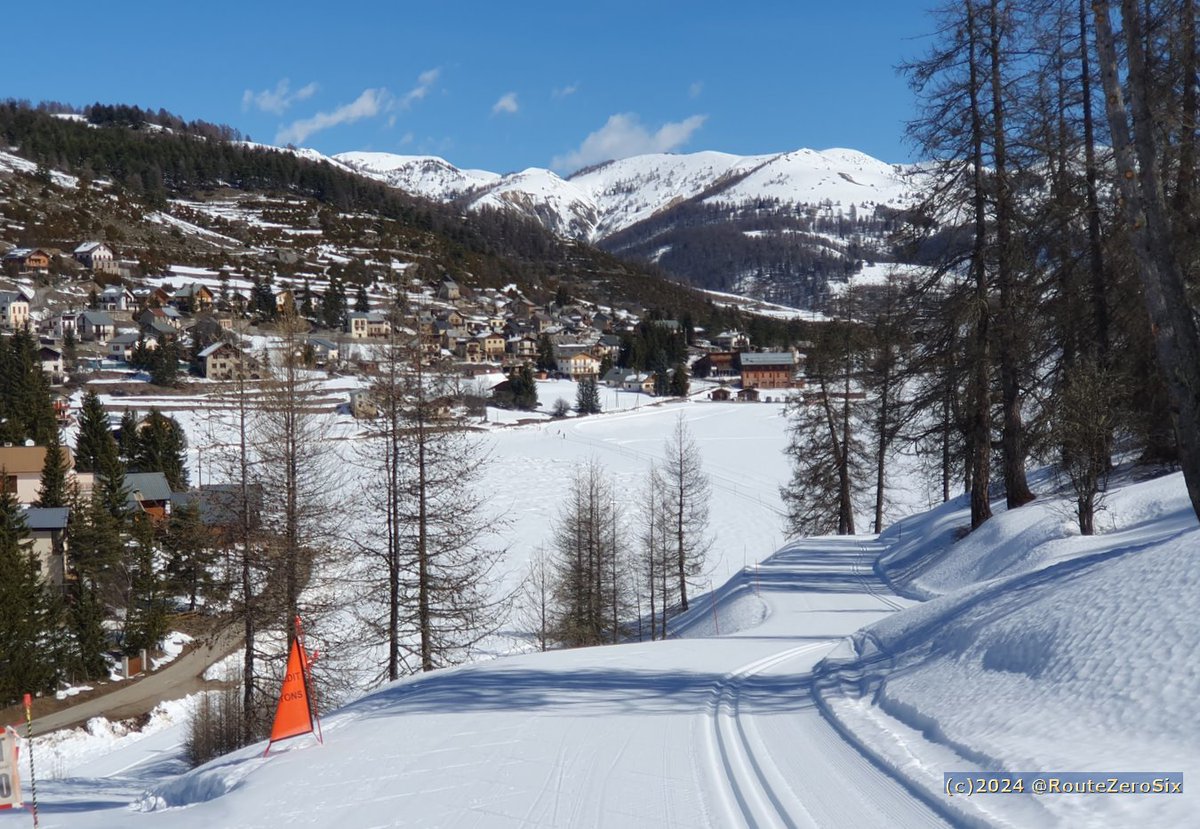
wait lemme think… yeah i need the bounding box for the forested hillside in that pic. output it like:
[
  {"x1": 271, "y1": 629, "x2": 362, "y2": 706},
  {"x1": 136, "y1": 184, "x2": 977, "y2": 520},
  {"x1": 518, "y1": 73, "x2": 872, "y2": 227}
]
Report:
[{"x1": 0, "y1": 101, "x2": 765, "y2": 330}]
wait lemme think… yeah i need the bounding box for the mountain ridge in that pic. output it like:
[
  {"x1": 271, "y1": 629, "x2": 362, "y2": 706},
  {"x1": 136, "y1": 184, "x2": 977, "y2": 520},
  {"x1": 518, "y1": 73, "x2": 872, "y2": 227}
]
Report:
[{"x1": 335, "y1": 147, "x2": 914, "y2": 244}]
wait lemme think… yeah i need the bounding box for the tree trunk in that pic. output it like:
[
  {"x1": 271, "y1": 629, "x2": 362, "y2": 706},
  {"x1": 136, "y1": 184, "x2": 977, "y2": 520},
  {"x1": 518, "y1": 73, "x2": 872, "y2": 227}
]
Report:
[
  {"x1": 1094, "y1": 0, "x2": 1200, "y2": 522},
  {"x1": 989, "y1": 0, "x2": 1035, "y2": 510},
  {"x1": 1080, "y1": 0, "x2": 1111, "y2": 367},
  {"x1": 968, "y1": 1, "x2": 994, "y2": 529}
]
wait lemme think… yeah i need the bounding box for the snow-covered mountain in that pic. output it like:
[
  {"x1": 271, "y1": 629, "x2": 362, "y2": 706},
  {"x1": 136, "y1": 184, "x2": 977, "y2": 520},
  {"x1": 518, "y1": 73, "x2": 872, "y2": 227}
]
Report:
[
  {"x1": 334, "y1": 147, "x2": 913, "y2": 244},
  {"x1": 334, "y1": 151, "x2": 501, "y2": 201}
]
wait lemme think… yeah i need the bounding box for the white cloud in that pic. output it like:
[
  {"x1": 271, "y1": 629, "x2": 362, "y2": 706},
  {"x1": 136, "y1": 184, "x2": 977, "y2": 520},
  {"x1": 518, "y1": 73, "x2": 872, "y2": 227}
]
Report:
[
  {"x1": 689, "y1": 81, "x2": 704, "y2": 99},
  {"x1": 400, "y1": 68, "x2": 440, "y2": 109},
  {"x1": 275, "y1": 88, "x2": 390, "y2": 145},
  {"x1": 492, "y1": 92, "x2": 519, "y2": 115},
  {"x1": 552, "y1": 113, "x2": 708, "y2": 171},
  {"x1": 242, "y1": 79, "x2": 319, "y2": 115},
  {"x1": 552, "y1": 83, "x2": 579, "y2": 99}
]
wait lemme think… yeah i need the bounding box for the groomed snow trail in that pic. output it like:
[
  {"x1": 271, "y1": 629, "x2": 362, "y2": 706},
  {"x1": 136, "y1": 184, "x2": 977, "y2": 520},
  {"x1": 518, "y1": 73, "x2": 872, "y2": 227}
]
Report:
[
  {"x1": 685, "y1": 538, "x2": 947, "y2": 829},
  {"x1": 22, "y1": 537, "x2": 947, "y2": 828}
]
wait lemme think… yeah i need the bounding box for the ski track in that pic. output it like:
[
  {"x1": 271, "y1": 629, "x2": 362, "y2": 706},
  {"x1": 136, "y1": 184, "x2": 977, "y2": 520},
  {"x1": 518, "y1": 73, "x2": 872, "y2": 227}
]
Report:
[{"x1": 706, "y1": 643, "x2": 826, "y2": 829}]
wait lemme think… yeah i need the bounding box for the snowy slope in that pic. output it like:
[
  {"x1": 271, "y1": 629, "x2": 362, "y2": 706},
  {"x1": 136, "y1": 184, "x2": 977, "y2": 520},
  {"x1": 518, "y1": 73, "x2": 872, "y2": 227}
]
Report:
[
  {"x1": 567, "y1": 151, "x2": 769, "y2": 238},
  {"x1": 335, "y1": 147, "x2": 912, "y2": 242},
  {"x1": 335, "y1": 152, "x2": 500, "y2": 201},
  {"x1": 470, "y1": 167, "x2": 598, "y2": 239},
  {"x1": 710, "y1": 148, "x2": 908, "y2": 209},
  {"x1": 814, "y1": 473, "x2": 1200, "y2": 828}
]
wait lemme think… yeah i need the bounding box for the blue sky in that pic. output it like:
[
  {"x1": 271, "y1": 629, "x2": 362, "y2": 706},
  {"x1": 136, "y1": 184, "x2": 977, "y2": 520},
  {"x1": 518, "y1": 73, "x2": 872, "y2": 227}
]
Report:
[{"x1": 3, "y1": 1, "x2": 932, "y2": 173}]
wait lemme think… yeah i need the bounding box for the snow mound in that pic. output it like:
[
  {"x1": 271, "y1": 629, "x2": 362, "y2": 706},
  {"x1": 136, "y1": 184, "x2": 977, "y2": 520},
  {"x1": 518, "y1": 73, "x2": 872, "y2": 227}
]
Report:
[
  {"x1": 136, "y1": 754, "x2": 270, "y2": 811},
  {"x1": 816, "y1": 471, "x2": 1200, "y2": 827}
]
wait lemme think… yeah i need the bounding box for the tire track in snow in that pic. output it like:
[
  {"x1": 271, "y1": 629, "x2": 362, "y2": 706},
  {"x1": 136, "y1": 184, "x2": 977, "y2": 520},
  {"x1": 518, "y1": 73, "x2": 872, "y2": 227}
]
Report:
[{"x1": 704, "y1": 643, "x2": 828, "y2": 828}]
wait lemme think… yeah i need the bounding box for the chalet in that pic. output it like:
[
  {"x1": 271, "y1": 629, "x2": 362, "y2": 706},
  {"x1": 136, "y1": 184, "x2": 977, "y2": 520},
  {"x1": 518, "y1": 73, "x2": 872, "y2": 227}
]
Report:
[
  {"x1": 73, "y1": 241, "x2": 118, "y2": 274},
  {"x1": 511, "y1": 297, "x2": 537, "y2": 319},
  {"x1": 79, "y1": 310, "x2": 116, "y2": 343},
  {"x1": 199, "y1": 341, "x2": 248, "y2": 380},
  {"x1": 697, "y1": 351, "x2": 738, "y2": 379},
  {"x1": 0, "y1": 444, "x2": 74, "y2": 506},
  {"x1": 126, "y1": 472, "x2": 173, "y2": 521},
  {"x1": 346, "y1": 312, "x2": 369, "y2": 339},
  {"x1": 714, "y1": 330, "x2": 751, "y2": 351},
  {"x1": 349, "y1": 388, "x2": 379, "y2": 419},
  {"x1": 151, "y1": 286, "x2": 173, "y2": 307},
  {"x1": 50, "y1": 312, "x2": 78, "y2": 340},
  {"x1": 709, "y1": 386, "x2": 733, "y2": 402},
  {"x1": 187, "y1": 316, "x2": 227, "y2": 350},
  {"x1": 109, "y1": 331, "x2": 155, "y2": 362},
  {"x1": 456, "y1": 338, "x2": 482, "y2": 361},
  {"x1": 594, "y1": 334, "x2": 622, "y2": 359},
  {"x1": 622, "y1": 373, "x2": 655, "y2": 393},
  {"x1": 346, "y1": 311, "x2": 391, "y2": 339},
  {"x1": 170, "y1": 484, "x2": 263, "y2": 538},
  {"x1": 171, "y1": 283, "x2": 215, "y2": 313},
  {"x1": 0, "y1": 291, "x2": 31, "y2": 329},
  {"x1": 2, "y1": 248, "x2": 52, "y2": 272},
  {"x1": 22, "y1": 507, "x2": 69, "y2": 585},
  {"x1": 98, "y1": 284, "x2": 135, "y2": 312},
  {"x1": 561, "y1": 351, "x2": 601, "y2": 380},
  {"x1": 38, "y1": 346, "x2": 64, "y2": 383},
  {"x1": 740, "y1": 352, "x2": 796, "y2": 390},
  {"x1": 138, "y1": 306, "x2": 184, "y2": 331},
  {"x1": 366, "y1": 314, "x2": 392, "y2": 337},
  {"x1": 477, "y1": 331, "x2": 506, "y2": 359},
  {"x1": 737, "y1": 387, "x2": 761, "y2": 402},
  {"x1": 507, "y1": 335, "x2": 538, "y2": 358},
  {"x1": 602, "y1": 367, "x2": 627, "y2": 388},
  {"x1": 438, "y1": 277, "x2": 461, "y2": 301},
  {"x1": 307, "y1": 336, "x2": 339, "y2": 365}
]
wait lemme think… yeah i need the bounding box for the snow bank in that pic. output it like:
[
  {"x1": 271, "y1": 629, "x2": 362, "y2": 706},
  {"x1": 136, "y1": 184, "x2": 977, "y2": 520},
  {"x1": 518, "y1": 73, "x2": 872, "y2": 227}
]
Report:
[{"x1": 816, "y1": 472, "x2": 1200, "y2": 827}]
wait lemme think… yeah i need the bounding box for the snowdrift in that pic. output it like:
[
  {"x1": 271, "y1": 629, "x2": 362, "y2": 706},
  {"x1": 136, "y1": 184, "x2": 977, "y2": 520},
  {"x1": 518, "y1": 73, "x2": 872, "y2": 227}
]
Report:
[{"x1": 814, "y1": 472, "x2": 1200, "y2": 827}]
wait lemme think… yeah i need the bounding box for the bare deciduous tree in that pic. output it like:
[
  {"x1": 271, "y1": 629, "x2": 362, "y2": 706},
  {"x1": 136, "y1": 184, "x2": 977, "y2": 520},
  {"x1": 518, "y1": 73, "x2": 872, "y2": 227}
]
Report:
[{"x1": 661, "y1": 415, "x2": 712, "y2": 611}]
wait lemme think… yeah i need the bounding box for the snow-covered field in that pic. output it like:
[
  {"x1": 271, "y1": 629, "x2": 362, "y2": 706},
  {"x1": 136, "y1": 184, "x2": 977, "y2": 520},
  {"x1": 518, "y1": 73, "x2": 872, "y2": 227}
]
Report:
[{"x1": 7, "y1": 388, "x2": 1197, "y2": 827}]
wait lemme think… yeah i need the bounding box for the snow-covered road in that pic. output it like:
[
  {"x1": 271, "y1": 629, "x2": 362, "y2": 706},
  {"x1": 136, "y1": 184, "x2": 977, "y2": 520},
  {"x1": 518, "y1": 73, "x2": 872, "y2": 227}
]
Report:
[{"x1": 13, "y1": 536, "x2": 949, "y2": 828}]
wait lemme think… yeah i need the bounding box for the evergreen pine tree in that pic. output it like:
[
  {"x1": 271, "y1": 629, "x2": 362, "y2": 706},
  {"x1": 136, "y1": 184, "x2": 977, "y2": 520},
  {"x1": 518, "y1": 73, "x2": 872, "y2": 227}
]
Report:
[
  {"x1": 164, "y1": 500, "x2": 213, "y2": 611},
  {"x1": 323, "y1": 275, "x2": 347, "y2": 330},
  {"x1": 536, "y1": 334, "x2": 557, "y2": 372},
  {"x1": 62, "y1": 327, "x2": 78, "y2": 373},
  {"x1": 300, "y1": 278, "x2": 315, "y2": 317},
  {"x1": 124, "y1": 514, "x2": 168, "y2": 654},
  {"x1": 510, "y1": 364, "x2": 539, "y2": 410},
  {"x1": 0, "y1": 486, "x2": 57, "y2": 704},
  {"x1": 669, "y1": 363, "x2": 690, "y2": 397},
  {"x1": 76, "y1": 390, "x2": 117, "y2": 474},
  {"x1": 136, "y1": 409, "x2": 189, "y2": 490},
  {"x1": 149, "y1": 340, "x2": 180, "y2": 387},
  {"x1": 355, "y1": 283, "x2": 370, "y2": 312},
  {"x1": 35, "y1": 430, "x2": 68, "y2": 508},
  {"x1": 68, "y1": 578, "x2": 109, "y2": 679},
  {"x1": 0, "y1": 327, "x2": 56, "y2": 444},
  {"x1": 118, "y1": 409, "x2": 140, "y2": 465},
  {"x1": 575, "y1": 377, "x2": 601, "y2": 415}
]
